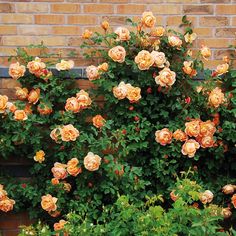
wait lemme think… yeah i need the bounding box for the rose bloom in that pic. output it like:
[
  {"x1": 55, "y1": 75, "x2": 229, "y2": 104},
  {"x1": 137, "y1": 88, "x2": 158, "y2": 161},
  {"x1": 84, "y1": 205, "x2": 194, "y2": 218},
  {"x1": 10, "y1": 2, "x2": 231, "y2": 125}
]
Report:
[
  {"x1": 221, "y1": 208, "x2": 232, "y2": 219},
  {"x1": 14, "y1": 110, "x2": 28, "y2": 121},
  {"x1": 113, "y1": 81, "x2": 129, "y2": 100},
  {"x1": 27, "y1": 57, "x2": 46, "y2": 75},
  {"x1": 141, "y1": 11, "x2": 156, "y2": 28},
  {"x1": 54, "y1": 219, "x2": 67, "y2": 231},
  {"x1": 37, "y1": 103, "x2": 52, "y2": 115},
  {"x1": 49, "y1": 210, "x2": 61, "y2": 218},
  {"x1": 208, "y1": 87, "x2": 225, "y2": 108},
  {"x1": 33, "y1": 150, "x2": 45, "y2": 163},
  {"x1": 76, "y1": 90, "x2": 92, "y2": 108},
  {"x1": 200, "y1": 45, "x2": 211, "y2": 60},
  {"x1": 126, "y1": 86, "x2": 141, "y2": 103},
  {"x1": 86, "y1": 65, "x2": 100, "y2": 81},
  {"x1": 15, "y1": 87, "x2": 28, "y2": 101},
  {"x1": 84, "y1": 152, "x2": 101, "y2": 171},
  {"x1": 181, "y1": 139, "x2": 200, "y2": 158},
  {"x1": 222, "y1": 184, "x2": 235, "y2": 195},
  {"x1": 6, "y1": 102, "x2": 17, "y2": 113},
  {"x1": 168, "y1": 36, "x2": 182, "y2": 49},
  {"x1": 115, "y1": 27, "x2": 130, "y2": 41},
  {"x1": 0, "y1": 197, "x2": 15, "y2": 212},
  {"x1": 170, "y1": 190, "x2": 178, "y2": 202},
  {"x1": 92, "y1": 114, "x2": 106, "y2": 129},
  {"x1": 51, "y1": 162, "x2": 67, "y2": 180},
  {"x1": 63, "y1": 182, "x2": 72, "y2": 192},
  {"x1": 41, "y1": 194, "x2": 58, "y2": 212},
  {"x1": 155, "y1": 67, "x2": 176, "y2": 87},
  {"x1": 231, "y1": 194, "x2": 236, "y2": 208},
  {"x1": 182, "y1": 61, "x2": 197, "y2": 77},
  {"x1": 101, "y1": 20, "x2": 109, "y2": 31},
  {"x1": 65, "y1": 97, "x2": 80, "y2": 113},
  {"x1": 51, "y1": 178, "x2": 59, "y2": 185},
  {"x1": 151, "y1": 51, "x2": 167, "y2": 68},
  {"x1": 67, "y1": 157, "x2": 79, "y2": 167},
  {"x1": 216, "y1": 63, "x2": 229, "y2": 75},
  {"x1": 134, "y1": 50, "x2": 154, "y2": 70},
  {"x1": 60, "y1": 124, "x2": 80, "y2": 142},
  {"x1": 155, "y1": 128, "x2": 172, "y2": 146},
  {"x1": 199, "y1": 120, "x2": 216, "y2": 137},
  {"x1": 82, "y1": 29, "x2": 92, "y2": 39},
  {"x1": 184, "y1": 32, "x2": 197, "y2": 44},
  {"x1": 0, "y1": 95, "x2": 8, "y2": 113},
  {"x1": 98, "y1": 62, "x2": 109, "y2": 72},
  {"x1": 50, "y1": 127, "x2": 61, "y2": 143},
  {"x1": 151, "y1": 26, "x2": 165, "y2": 37},
  {"x1": 56, "y1": 60, "x2": 74, "y2": 71},
  {"x1": 24, "y1": 103, "x2": 32, "y2": 115},
  {"x1": 199, "y1": 190, "x2": 214, "y2": 204},
  {"x1": 173, "y1": 129, "x2": 187, "y2": 142},
  {"x1": 185, "y1": 119, "x2": 201, "y2": 137},
  {"x1": 108, "y1": 46, "x2": 126, "y2": 63},
  {"x1": 0, "y1": 185, "x2": 7, "y2": 200},
  {"x1": 67, "y1": 158, "x2": 81, "y2": 176},
  {"x1": 198, "y1": 135, "x2": 215, "y2": 148},
  {"x1": 28, "y1": 88, "x2": 40, "y2": 104},
  {"x1": 9, "y1": 62, "x2": 26, "y2": 80}
]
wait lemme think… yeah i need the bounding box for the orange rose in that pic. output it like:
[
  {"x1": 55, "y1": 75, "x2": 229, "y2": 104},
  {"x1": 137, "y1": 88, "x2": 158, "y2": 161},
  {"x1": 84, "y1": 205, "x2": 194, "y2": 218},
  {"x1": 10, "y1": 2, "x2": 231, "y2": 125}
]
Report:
[
  {"x1": 67, "y1": 158, "x2": 81, "y2": 177},
  {"x1": 27, "y1": 57, "x2": 46, "y2": 75},
  {"x1": 134, "y1": 50, "x2": 154, "y2": 70},
  {"x1": 216, "y1": 63, "x2": 229, "y2": 75},
  {"x1": 67, "y1": 157, "x2": 79, "y2": 167},
  {"x1": 50, "y1": 127, "x2": 61, "y2": 143},
  {"x1": 61, "y1": 124, "x2": 80, "y2": 142},
  {"x1": 92, "y1": 115, "x2": 106, "y2": 129},
  {"x1": 151, "y1": 51, "x2": 167, "y2": 68},
  {"x1": 34, "y1": 150, "x2": 45, "y2": 163},
  {"x1": 51, "y1": 178, "x2": 59, "y2": 185},
  {"x1": 41, "y1": 194, "x2": 58, "y2": 212},
  {"x1": 86, "y1": 65, "x2": 100, "y2": 81},
  {"x1": 101, "y1": 20, "x2": 109, "y2": 31},
  {"x1": 155, "y1": 128, "x2": 172, "y2": 146},
  {"x1": 98, "y1": 62, "x2": 109, "y2": 72},
  {"x1": 24, "y1": 103, "x2": 32, "y2": 115},
  {"x1": 82, "y1": 29, "x2": 93, "y2": 39},
  {"x1": 113, "y1": 82, "x2": 129, "y2": 100},
  {"x1": 37, "y1": 103, "x2": 52, "y2": 115},
  {"x1": 56, "y1": 60, "x2": 74, "y2": 71},
  {"x1": 0, "y1": 185, "x2": 7, "y2": 200},
  {"x1": 222, "y1": 184, "x2": 235, "y2": 195},
  {"x1": 84, "y1": 152, "x2": 101, "y2": 171},
  {"x1": 208, "y1": 87, "x2": 225, "y2": 108},
  {"x1": 181, "y1": 139, "x2": 200, "y2": 158},
  {"x1": 76, "y1": 90, "x2": 92, "y2": 108},
  {"x1": 54, "y1": 219, "x2": 67, "y2": 231},
  {"x1": 0, "y1": 95, "x2": 8, "y2": 113},
  {"x1": 198, "y1": 135, "x2": 215, "y2": 148},
  {"x1": 65, "y1": 97, "x2": 80, "y2": 113},
  {"x1": 184, "y1": 32, "x2": 197, "y2": 44},
  {"x1": 168, "y1": 36, "x2": 182, "y2": 49},
  {"x1": 173, "y1": 129, "x2": 187, "y2": 142},
  {"x1": 108, "y1": 46, "x2": 126, "y2": 63},
  {"x1": 170, "y1": 190, "x2": 179, "y2": 202},
  {"x1": 6, "y1": 102, "x2": 17, "y2": 113},
  {"x1": 51, "y1": 162, "x2": 67, "y2": 180},
  {"x1": 200, "y1": 45, "x2": 211, "y2": 60},
  {"x1": 0, "y1": 197, "x2": 15, "y2": 212},
  {"x1": 182, "y1": 61, "x2": 197, "y2": 77},
  {"x1": 199, "y1": 120, "x2": 216, "y2": 137},
  {"x1": 231, "y1": 194, "x2": 236, "y2": 208},
  {"x1": 115, "y1": 27, "x2": 130, "y2": 41},
  {"x1": 9, "y1": 62, "x2": 26, "y2": 80},
  {"x1": 155, "y1": 67, "x2": 176, "y2": 87},
  {"x1": 14, "y1": 110, "x2": 28, "y2": 121},
  {"x1": 199, "y1": 190, "x2": 213, "y2": 204},
  {"x1": 15, "y1": 87, "x2": 28, "y2": 101},
  {"x1": 141, "y1": 11, "x2": 156, "y2": 28},
  {"x1": 28, "y1": 88, "x2": 40, "y2": 104},
  {"x1": 185, "y1": 119, "x2": 201, "y2": 137},
  {"x1": 49, "y1": 210, "x2": 61, "y2": 218},
  {"x1": 126, "y1": 86, "x2": 141, "y2": 103},
  {"x1": 151, "y1": 27, "x2": 165, "y2": 37}
]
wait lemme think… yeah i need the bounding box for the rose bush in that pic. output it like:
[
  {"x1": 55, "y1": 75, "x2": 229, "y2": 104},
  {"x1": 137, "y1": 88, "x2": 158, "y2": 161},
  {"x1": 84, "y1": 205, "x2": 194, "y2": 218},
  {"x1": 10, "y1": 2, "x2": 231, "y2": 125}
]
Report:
[{"x1": 0, "y1": 13, "x2": 235, "y2": 233}]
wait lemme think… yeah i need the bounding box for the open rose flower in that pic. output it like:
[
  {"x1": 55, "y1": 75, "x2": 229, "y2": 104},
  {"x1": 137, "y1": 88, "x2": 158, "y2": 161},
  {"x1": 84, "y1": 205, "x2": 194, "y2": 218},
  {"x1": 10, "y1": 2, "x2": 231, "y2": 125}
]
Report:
[
  {"x1": 231, "y1": 194, "x2": 236, "y2": 208},
  {"x1": 37, "y1": 103, "x2": 53, "y2": 115},
  {"x1": 113, "y1": 82, "x2": 130, "y2": 100},
  {"x1": 115, "y1": 27, "x2": 130, "y2": 41},
  {"x1": 92, "y1": 115, "x2": 106, "y2": 129},
  {"x1": 173, "y1": 129, "x2": 187, "y2": 142},
  {"x1": 141, "y1": 11, "x2": 156, "y2": 28},
  {"x1": 51, "y1": 178, "x2": 59, "y2": 185},
  {"x1": 60, "y1": 124, "x2": 80, "y2": 142},
  {"x1": 76, "y1": 90, "x2": 92, "y2": 108},
  {"x1": 51, "y1": 162, "x2": 67, "y2": 180},
  {"x1": 168, "y1": 36, "x2": 182, "y2": 49},
  {"x1": 56, "y1": 60, "x2": 74, "y2": 71},
  {"x1": 184, "y1": 32, "x2": 197, "y2": 44},
  {"x1": 6, "y1": 102, "x2": 17, "y2": 113},
  {"x1": 181, "y1": 139, "x2": 200, "y2": 158},
  {"x1": 221, "y1": 208, "x2": 232, "y2": 219},
  {"x1": 84, "y1": 152, "x2": 101, "y2": 171},
  {"x1": 98, "y1": 62, "x2": 109, "y2": 72},
  {"x1": 222, "y1": 184, "x2": 235, "y2": 195},
  {"x1": 82, "y1": 29, "x2": 92, "y2": 39},
  {"x1": 135, "y1": 50, "x2": 154, "y2": 70},
  {"x1": 126, "y1": 86, "x2": 141, "y2": 103},
  {"x1": 86, "y1": 65, "x2": 100, "y2": 81},
  {"x1": 208, "y1": 87, "x2": 225, "y2": 108},
  {"x1": 199, "y1": 120, "x2": 216, "y2": 137},
  {"x1": 54, "y1": 219, "x2": 67, "y2": 232},
  {"x1": 0, "y1": 197, "x2": 15, "y2": 212},
  {"x1": 0, "y1": 185, "x2": 7, "y2": 200},
  {"x1": 28, "y1": 88, "x2": 40, "y2": 104},
  {"x1": 34, "y1": 150, "x2": 45, "y2": 163},
  {"x1": 155, "y1": 128, "x2": 172, "y2": 146},
  {"x1": 199, "y1": 190, "x2": 214, "y2": 204},
  {"x1": 41, "y1": 194, "x2": 58, "y2": 212},
  {"x1": 9, "y1": 62, "x2": 26, "y2": 80},
  {"x1": 27, "y1": 57, "x2": 46, "y2": 76},
  {"x1": 151, "y1": 51, "x2": 167, "y2": 68},
  {"x1": 65, "y1": 97, "x2": 80, "y2": 113},
  {"x1": 50, "y1": 127, "x2": 61, "y2": 143},
  {"x1": 14, "y1": 110, "x2": 28, "y2": 121},
  {"x1": 182, "y1": 61, "x2": 197, "y2": 77},
  {"x1": 185, "y1": 119, "x2": 201, "y2": 137},
  {"x1": 155, "y1": 67, "x2": 176, "y2": 87},
  {"x1": 200, "y1": 45, "x2": 211, "y2": 60},
  {"x1": 151, "y1": 27, "x2": 165, "y2": 37},
  {"x1": 198, "y1": 135, "x2": 215, "y2": 148},
  {"x1": 15, "y1": 87, "x2": 28, "y2": 101},
  {"x1": 0, "y1": 95, "x2": 8, "y2": 113},
  {"x1": 108, "y1": 46, "x2": 126, "y2": 63},
  {"x1": 67, "y1": 158, "x2": 81, "y2": 176},
  {"x1": 216, "y1": 63, "x2": 229, "y2": 76}
]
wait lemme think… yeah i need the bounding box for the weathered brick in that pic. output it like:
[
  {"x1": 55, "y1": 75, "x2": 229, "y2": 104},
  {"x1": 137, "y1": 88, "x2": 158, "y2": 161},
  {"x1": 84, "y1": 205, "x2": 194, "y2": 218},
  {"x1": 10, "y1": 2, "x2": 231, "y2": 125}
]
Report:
[
  {"x1": 200, "y1": 0, "x2": 230, "y2": 3},
  {"x1": 150, "y1": 5, "x2": 182, "y2": 14},
  {"x1": 1, "y1": 14, "x2": 33, "y2": 24},
  {"x1": 68, "y1": 15, "x2": 97, "y2": 24},
  {"x1": 35, "y1": 15, "x2": 65, "y2": 24},
  {"x1": 33, "y1": 0, "x2": 63, "y2": 2},
  {"x1": 16, "y1": 3, "x2": 48, "y2": 12},
  {"x1": 84, "y1": 4, "x2": 114, "y2": 14},
  {"x1": 214, "y1": 49, "x2": 233, "y2": 60},
  {"x1": 183, "y1": 5, "x2": 213, "y2": 15},
  {"x1": 199, "y1": 17, "x2": 229, "y2": 27},
  {"x1": 101, "y1": 16, "x2": 127, "y2": 25},
  {"x1": 164, "y1": 0, "x2": 197, "y2": 2},
  {"x1": 194, "y1": 28, "x2": 212, "y2": 37},
  {"x1": 0, "y1": 3, "x2": 14, "y2": 12},
  {"x1": 216, "y1": 5, "x2": 236, "y2": 14},
  {"x1": 116, "y1": 5, "x2": 146, "y2": 14},
  {"x1": 100, "y1": 0, "x2": 128, "y2": 2},
  {"x1": 68, "y1": 37, "x2": 83, "y2": 47},
  {"x1": 167, "y1": 16, "x2": 197, "y2": 27},
  {"x1": 51, "y1": 3, "x2": 80, "y2": 13},
  {"x1": 0, "y1": 26, "x2": 17, "y2": 35},
  {"x1": 0, "y1": 47, "x2": 16, "y2": 56},
  {"x1": 197, "y1": 38, "x2": 231, "y2": 48},
  {"x1": 215, "y1": 28, "x2": 236, "y2": 38},
  {"x1": 18, "y1": 26, "x2": 51, "y2": 35},
  {"x1": 52, "y1": 26, "x2": 81, "y2": 35}
]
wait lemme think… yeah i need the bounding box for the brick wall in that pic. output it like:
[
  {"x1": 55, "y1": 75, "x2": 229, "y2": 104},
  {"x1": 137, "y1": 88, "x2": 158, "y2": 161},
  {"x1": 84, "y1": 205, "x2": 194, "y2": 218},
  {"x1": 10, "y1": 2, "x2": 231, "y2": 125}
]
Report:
[{"x1": 0, "y1": 0, "x2": 235, "y2": 69}]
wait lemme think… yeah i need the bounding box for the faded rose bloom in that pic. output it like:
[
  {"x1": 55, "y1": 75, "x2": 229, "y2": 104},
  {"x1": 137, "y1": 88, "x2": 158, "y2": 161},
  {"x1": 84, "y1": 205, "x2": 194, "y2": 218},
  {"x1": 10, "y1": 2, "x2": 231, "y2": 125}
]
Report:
[
  {"x1": 76, "y1": 90, "x2": 92, "y2": 108},
  {"x1": 9, "y1": 62, "x2": 26, "y2": 80},
  {"x1": 141, "y1": 11, "x2": 156, "y2": 28},
  {"x1": 27, "y1": 57, "x2": 46, "y2": 75},
  {"x1": 221, "y1": 208, "x2": 232, "y2": 219},
  {"x1": 135, "y1": 50, "x2": 154, "y2": 70},
  {"x1": 199, "y1": 190, "x2": 214, "y2": 204},
  {"x1": 41, "y1": 194, "x2": 58, "y2": 212},
  {"x1": 126, "y1": 86, "x2": 141, "y2": 103},
  {"x1": 222, "y1": 184, "x2": 235, "y2": 195},
  {"x1": 28, "y1": 88, "x2": 40, "y2": 104},
  {"x1": 108, "y1": 46, "x2": 126, "y2": 63},
  {"x1": 181, "y1": 139, "x2": 200, "y2": 158},
  {"x1": 92, "y1": 115, "x2": 106, "y2": 129},
  {"x1": 86, "y1": 65, "x2": 100, "y2": 81},
  {"x1": 14, "y1": 110, "x2": 28, "y2": 121},
  {"x1": 208, "y1": 87, "x2": 225, "y2": 108},
  {"x1": 37, "y1": 103, "x2": 52, "y2": 115},
  {"x1": 0, "y1": 95, "x2": 8, "y2": 113},
  {"x1": 63, "y1": 182, "x2": 72, "y2": 192},
  {"x1": 56, "y1": 60, "x2": 74, "y2": 71},
  {"x1": 115, "y1": 27, "x2": 130, "y2": 41},
  {"x1": 0, "y1": 197, "x2": 15, "y2": 212},
  {"x1": 82, "y1": 29, "x2": 93, "y2": 39},
  {"x1": 168, "y1": 36, "x2": 182, "y2": 49},
  {"x1": 155, "y1": 67, "x2": 176, "y2": 87},
  {"x1": 155, "y1": 128, "x2": 172, "y2": 146},
  {"x1": 216, "y1": 63, "x2": 229, "y2": 75},
  {"x1": 50, "y1": 127, "x2": 61, "y2": 143},
  {"x1": 185, "y1": 119, "x2": 201, "y2": 137},
  {"x1": 173, "y1": 129, "x2": 187, "y2": 142},
  {"x1": 33, "y1": 150, "x2": 45, "y2": 163},
  {"x1": 170, "y1": 190, "x2": 179, "y2": 202},
  {"x1": 6, "y1": 102, "x2": 17, "y2": 113},
  {"x1": 65, "y1": 97, "x2": 80, "y2": 113},
  {"x1": 151, "y1": 27, "x2": 165, "y2": 37},
  {"x1": 151, "y1": 51, "x2": 167, "y2": 68},
  {"x1": 60, "y1": 124, "x2": 80, "y2": 142},
  {"x1": 200, "y1": 45, "x2": 211, "y2": 60},
  {"x1": 51, "y1": 162, "x2": 67, "y2": 180},
  {"x1": 184, "y1": 32, "x2": 197, "y2": 44},
  {"x1": 84, "y1": 152, "x2": 101, "y2": 171}
]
